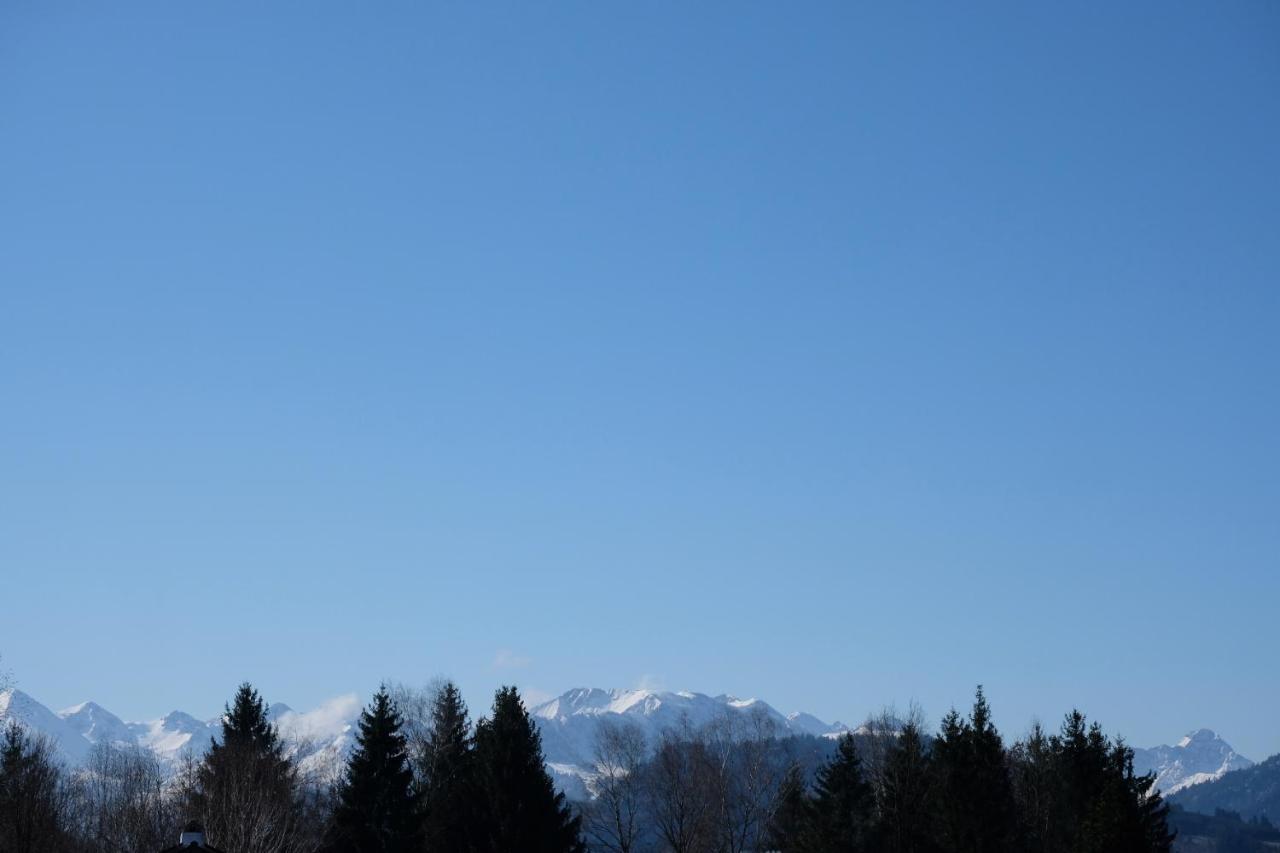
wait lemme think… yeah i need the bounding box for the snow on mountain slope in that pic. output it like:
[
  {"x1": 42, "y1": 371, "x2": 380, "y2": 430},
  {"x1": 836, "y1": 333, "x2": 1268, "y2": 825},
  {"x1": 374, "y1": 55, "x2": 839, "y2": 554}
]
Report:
[
  {"x1": 1, "y1": 687, "x2": 360, "y2": 782},
  {"x1": 59, "y1": 701, "x2": 136, "y2": 747},
  {"x1": 274, "y1": 694, "x2": 362, "y2": 784},
  {"x1": 126, "y1": 711, "x2": 221, "y2": 766},
  {"x1": 6, "y1": 685, "x2": 1249, "y2": 802},
  {"x1": 0, "y1": 690, "x2": 95, "y2": 765},
  {"x1": 0, "y1": 684, "x2": 849, "y2": 794},
  {"x1": 1132, "y1": 729, "x2": 1253, "y2": 794},
  {"x1": 530, "y1": 687, "x2": 850, "y2": 794},
  {"x1": 787, "y1": 711, "x2": 853, "y2": 738}
]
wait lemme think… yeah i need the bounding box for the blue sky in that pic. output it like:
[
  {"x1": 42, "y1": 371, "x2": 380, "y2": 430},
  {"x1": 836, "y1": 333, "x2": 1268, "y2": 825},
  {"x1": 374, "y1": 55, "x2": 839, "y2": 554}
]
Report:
[{"x1": 1, "y1": 2, "x2": 1278, "y2": 759}]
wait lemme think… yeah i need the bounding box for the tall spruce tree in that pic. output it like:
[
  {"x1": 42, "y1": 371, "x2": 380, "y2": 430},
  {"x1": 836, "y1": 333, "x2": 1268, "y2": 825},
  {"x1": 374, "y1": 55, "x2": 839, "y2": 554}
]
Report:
[
  {"x1": 1008, "y1": 722, "x2": 1057, "y2": 853},
  {"x1": 1039, "y1": 712, "x2": 1174, "y2": 853},
  {"x1": 188, "y1": 682, "x2": 307, "y2": 853},
  {"x1": 418, "y1": 681, "x2": 474, "y2": 852},
  {"x1": 327, "y1": 687, "x2": 420, "y2": 853},
  {"x1": 472, "y1": 686, "x2": 584, "y2": 853},
  {"x1": 765, "y1": 763, "x2": 810, "y2": 853},
  {"x1": 876, "y1": 721, "x2": 940, "y2": 853},
  {"x1": 806, "y1": 733, "x2": 875, "y2": 852},
  {"x1": 932, "y1": 687, "x2": 1016, "y2": 853}
]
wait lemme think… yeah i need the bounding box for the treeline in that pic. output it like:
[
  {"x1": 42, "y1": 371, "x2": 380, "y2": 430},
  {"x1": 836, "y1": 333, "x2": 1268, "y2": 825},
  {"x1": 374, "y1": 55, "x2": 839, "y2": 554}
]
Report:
[
  {"x1": 0, "y1": 683, "x2": 1178, "y2": 853},
  {"x1": 581, "y1": 687, "x2": 1176, "y2": 853},
  {"x1": 0, "y1": 681, "x2": 581, "y2": 853},
  {"x1": 1166, "y1": 806, "x2": 1280, "y2": 853}
]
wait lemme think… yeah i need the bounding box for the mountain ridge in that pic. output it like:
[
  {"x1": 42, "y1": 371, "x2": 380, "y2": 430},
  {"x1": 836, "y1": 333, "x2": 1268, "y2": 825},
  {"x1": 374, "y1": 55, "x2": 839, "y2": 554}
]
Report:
[
  {"x1": 0, "y1": 686, "x2": 1256, "y2": 802},
  {"x1": 1131, "y1": 727, "x2": 1254, "y2": 794},
  {"x1": 1169, "y1": 753, "x2": 1280, "y2": 822}
]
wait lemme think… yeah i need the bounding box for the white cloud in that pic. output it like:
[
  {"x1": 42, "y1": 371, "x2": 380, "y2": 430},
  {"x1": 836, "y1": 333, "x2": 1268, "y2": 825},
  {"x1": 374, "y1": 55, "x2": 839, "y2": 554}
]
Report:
[
  {"x1": 275, "y1": 694, "x2": 361, "y2": 742},
  {"x1": 492, "y1": 649, "x2": 533, "y2": 670}
]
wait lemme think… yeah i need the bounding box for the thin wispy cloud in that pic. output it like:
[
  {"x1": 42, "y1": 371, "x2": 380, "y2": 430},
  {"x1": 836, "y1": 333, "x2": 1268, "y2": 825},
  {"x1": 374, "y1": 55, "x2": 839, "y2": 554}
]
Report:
[
  {"x1": 636, "y1": 673, "x2": 665, "y2": 692},
  {"x1": 492, "y1": 649, "x2": 533, "y2": 670},
  {"x1": 275, "y1": 693, "x2": 361, "y2": 741}
]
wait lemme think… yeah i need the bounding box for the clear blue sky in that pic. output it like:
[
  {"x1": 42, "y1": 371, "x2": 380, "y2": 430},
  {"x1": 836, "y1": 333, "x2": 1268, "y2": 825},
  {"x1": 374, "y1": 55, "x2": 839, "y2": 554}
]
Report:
[{"x1": 2, "y1": 2, "x2": 1277, "y2": 759}]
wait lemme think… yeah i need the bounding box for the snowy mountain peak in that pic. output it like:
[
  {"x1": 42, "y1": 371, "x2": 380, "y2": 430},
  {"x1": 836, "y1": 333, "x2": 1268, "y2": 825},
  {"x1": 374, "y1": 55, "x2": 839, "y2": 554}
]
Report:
[
  {"x1": 1133, "y1": 729, "x2": 1253, "y2": 795},
  {"x1": 1177, "y1": 728, "x2": 1220, "y2": 748},
  {"x1": 159, "y1": 710, "x2": 213, "y2": 734},
  {"x1": 0, "y1": 689, "x2": 94, "y2": 765},
  {"x1": 3, "y1": 686, "x2": 1251, "y2": 805},
  {"x1": 58, "y1": 701, "x2": 133, "y2": 746},
  {"x1": 532, "y1": 688, "x2": 665, "y2": 721},
  {"x1": 529, "y1": 687, "x2": 852, "y2": 798},
  {"x1": 786, "y1": 711, "x2": 851, "y2": 738}
]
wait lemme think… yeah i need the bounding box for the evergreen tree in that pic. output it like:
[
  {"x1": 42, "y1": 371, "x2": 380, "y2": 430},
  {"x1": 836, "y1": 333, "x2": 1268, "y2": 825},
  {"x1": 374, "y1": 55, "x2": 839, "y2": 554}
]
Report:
[
  {"x1": 187, "y1": 682, "x2": 308, "y2": 853},
  {"x1": 876, "y1": 721, "x2": 939, "y2": 853},
  {"x1": 1008, "y1": 722, "x2": 1057, "y2": 853},
  {"x1": 932, "y1": 687, "x2": 1016, "y2": 853},
  {"x1": 327, "y1": 688, "x2": 420, "y2": 853},
  {"x1": 1012, "y1": 711, "x2": 1175, "y2": 853},
  {"x1": 219, "y1": 682, "x2": 282, "y2": 753},
  {"x1": 806, "y1": 733, "x2": 874, "y2": 852},
  {"x1": 764, "y1": 763, "x2": 810, "y2": 853},
  {"x1": 1077, "y1": 738, "x2": 1175, "y2": 853},
  {"x1": 472, "y1": 686, "x2": 584, "y2": 853},
  {"x1": 418, "y1": 681, "x2": 475, "y2": 852}
]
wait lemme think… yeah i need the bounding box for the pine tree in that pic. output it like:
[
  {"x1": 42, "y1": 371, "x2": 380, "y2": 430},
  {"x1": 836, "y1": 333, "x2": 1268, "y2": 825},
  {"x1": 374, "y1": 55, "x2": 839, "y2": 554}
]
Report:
[
  {"x1": 876, "y1": 721, "x2": 939, "y2": 853},
  {"x1": 1015, "y1": 711, "x2": 1175, "y2": 853},
  {"x1": 327, "y1": 687, "x2": 420, "y2": 853},
  {"x1": 1009, "y1": 722, "x2": 1057, "y2": 853},
  {"x1": 806, "y1": 733, "x2": 874, "y2": 852},
  {"x1": 418, "y1": 681, "x2": 474, "y2": 852},
  {"x1": 764, "y1": 763, "x2": 810, "y2": 853},
  {"x1": 967, "y1": 687, "x2": 1016, "y2": 851},
  {"x1": 219, "y1": 682, "x2": 281, "y2": 753},
  {"x1": 932, "y1": 687, "x2": 1016, "y2": 853},
  {"x1": 472, "y1": 686, "x2": 585, "y2": 853},
  {"x1": 1077, "y1": 737, "x2": 1175, "y2": 853},
  {"x1": 187, "y1": 682, "x2": 307, "y2": 853}
]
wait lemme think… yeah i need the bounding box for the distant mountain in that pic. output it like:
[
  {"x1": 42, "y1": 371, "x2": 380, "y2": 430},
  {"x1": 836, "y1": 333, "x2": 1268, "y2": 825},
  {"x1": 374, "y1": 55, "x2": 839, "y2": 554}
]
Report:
[
  {"x1": 0, "y1": 689, "x2": 94, "y2": 765},
  {"x1": 0, "y1": 688, "x2": 357, "y2": 781},
  {"x1": 530, "y1": 687, "x2": 851, "y2": 797},
  {"x1": 2, "y1": 685, "x2": 1258, "y2": 806},
  {"x1": 1132, "y1": 728, "x2": 1254, "y2": 794},
  {"x1": 0, "y1": 685, "x2": 849, "y2": 797},
  {"x1": 1170, "y1": 753, "x2": 1280, "y2": 823},
  {"x1": 59, "y1": 701, "x2": 135, "y2": 747}
]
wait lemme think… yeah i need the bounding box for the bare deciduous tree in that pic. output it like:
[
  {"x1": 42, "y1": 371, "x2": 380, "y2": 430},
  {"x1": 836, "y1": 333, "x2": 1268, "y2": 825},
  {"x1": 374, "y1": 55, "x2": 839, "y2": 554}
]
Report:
[
  {"x1": 0, "y1": 722, "x2": 73, "y2": 853},
  {"x1": 644, "y1": 723, "x2": 716, "y2": 853},
  {"x1": 0, "y1": 654, "x2": 12, "y2": 697},
  {"x1": 702, "y1": 707, "x2": 792, "y2": 853},
  {"x1": 866, "y1": 704, "x2": 935, "y2": 853},
  {"x1": 584, "y1": 720, "x2": 648, "y2": 853},
  {"x1": 385, "y1": 679, "x2": 440, "y2": 776},
  {"x1": 70, "y1": 742, "x2": 178, "y2": 853}
]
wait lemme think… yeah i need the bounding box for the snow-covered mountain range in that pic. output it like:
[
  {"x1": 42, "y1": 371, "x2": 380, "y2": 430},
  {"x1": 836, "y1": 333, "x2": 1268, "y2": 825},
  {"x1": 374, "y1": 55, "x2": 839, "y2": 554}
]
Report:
[
  {"x1": 0, "y1": 688, "x2": 360, "y2": 783},
  {"x1": 530, "y1": 688, "x2": 852, "y2": 796},
  {"x1": 0, "y1": 687, "x2": 1252, "y2": 800},
  {"x1": 1131, "y1": 728, "x2": 1254, "y2": 794}
]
